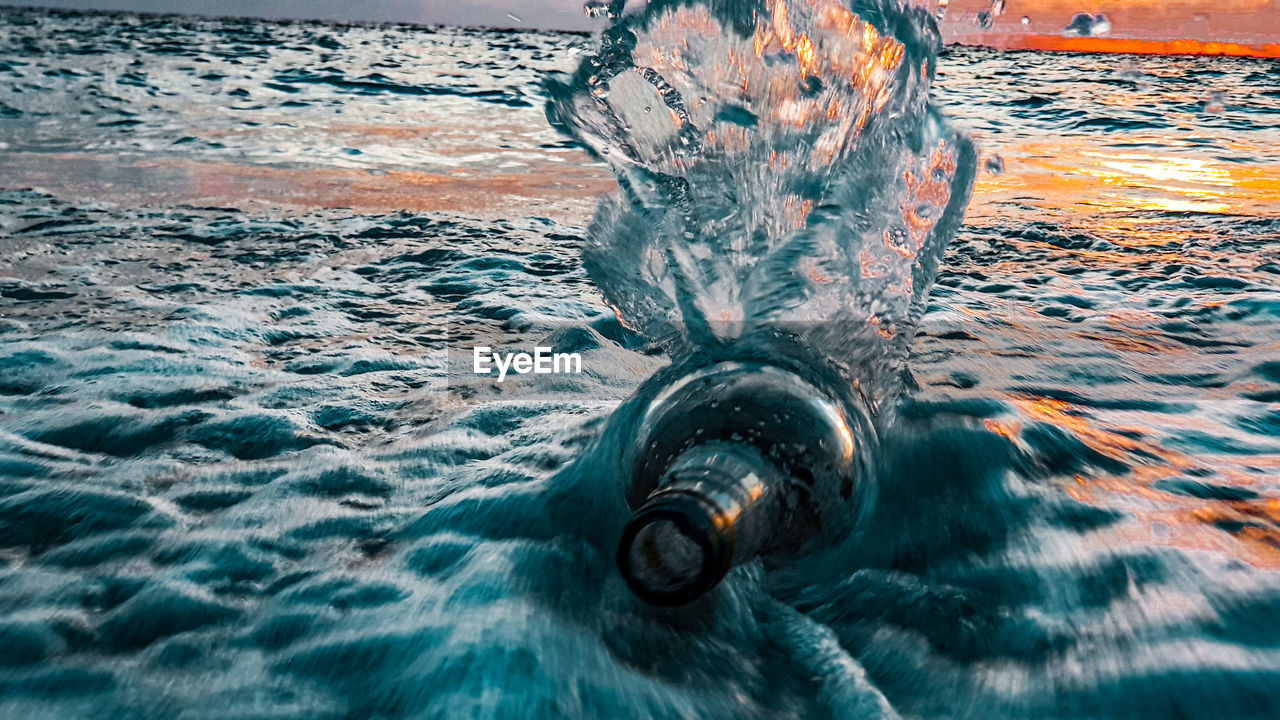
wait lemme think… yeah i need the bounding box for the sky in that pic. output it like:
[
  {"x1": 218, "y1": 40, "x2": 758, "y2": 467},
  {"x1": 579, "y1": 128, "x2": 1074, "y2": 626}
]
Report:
[
  {"x1": 0, "y1": 0, "x2": 602, "y2": 31},
  {"x1": 0, "y1": 0, "x2": 1277, "y2": 50}
]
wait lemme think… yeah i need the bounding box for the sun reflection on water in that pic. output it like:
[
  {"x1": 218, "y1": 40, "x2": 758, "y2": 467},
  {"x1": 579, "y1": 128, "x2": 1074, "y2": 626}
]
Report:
[
  {"x1": 1009, "y1": 393, "x2": 1280, "y2": 569},
  {"x1": 972, "y1": 139, "x2": 1280, "y2": 218}
]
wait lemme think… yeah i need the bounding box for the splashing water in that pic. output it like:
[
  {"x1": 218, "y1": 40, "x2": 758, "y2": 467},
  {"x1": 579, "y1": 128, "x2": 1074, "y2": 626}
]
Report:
[
  {"x1": 547, "y1": 0, "x2": 976, "y2": 415},
  {"x1": 1063, "y1": 12, "x2": 1111, "y2": 38},
  {"x1": 584, "y1": 1, "x2": 625, "y2": 20}
]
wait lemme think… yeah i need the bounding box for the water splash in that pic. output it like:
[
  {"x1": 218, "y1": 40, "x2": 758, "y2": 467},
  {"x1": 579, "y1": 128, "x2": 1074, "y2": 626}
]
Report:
[
  {"x1": 1202, "y1": 90, "x2": 1225, "y2": 114},
  {"x1": 584, "y1": 1, "x2": 621, "y2": 20},
  {"x1": 1062, "y1": 12, "x2": 1111, "y2": 38},
  {"x1": 547, "y1": 0, "x2": 976, "y2": 414}
]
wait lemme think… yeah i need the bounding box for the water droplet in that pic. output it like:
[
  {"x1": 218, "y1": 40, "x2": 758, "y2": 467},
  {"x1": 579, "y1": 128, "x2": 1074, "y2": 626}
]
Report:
[
  {"x1": 643, "y1": 106, "x2": 652, "y2": 113},
  {"x1": 1062, "y1": 13, "x2": 1110, "y2": 37},
  {"x1": 583, "y1": 1, "x2": 614, "y2": 19},
  {"x1": 984, "y1": 155, "x2": 1004, "y2": 175},
  {"x1": 1021, "y1": 15, "x2": 1030, "y2": 27},
  {"x1": 1117, "y1": 60, "x2": 1145, "y2": 83},
  {"x1": 913, "y1": 205, "x2": 937, "y2": 221}
]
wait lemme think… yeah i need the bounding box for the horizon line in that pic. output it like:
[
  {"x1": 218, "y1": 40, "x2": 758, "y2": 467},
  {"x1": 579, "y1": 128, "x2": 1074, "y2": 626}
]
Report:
[{"x1": 3, "y1": 4, "x2": 1277, "y2": 59}]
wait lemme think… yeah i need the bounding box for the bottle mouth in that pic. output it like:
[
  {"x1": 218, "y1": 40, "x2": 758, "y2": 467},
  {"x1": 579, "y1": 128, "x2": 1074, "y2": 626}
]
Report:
[{"x1": 616, "y1": 491, "x2": 734, "y2": 606}]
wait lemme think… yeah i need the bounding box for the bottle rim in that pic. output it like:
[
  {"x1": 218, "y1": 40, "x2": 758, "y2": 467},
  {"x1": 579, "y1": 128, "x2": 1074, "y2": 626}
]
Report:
[{"x1": 616, "y1": 490, "x2": 734, "y2": 606}]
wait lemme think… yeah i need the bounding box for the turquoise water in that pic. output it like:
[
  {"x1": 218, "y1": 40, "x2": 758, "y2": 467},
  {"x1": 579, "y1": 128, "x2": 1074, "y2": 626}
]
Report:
[{"x1": 1, "y1": 6, "x2": 1279, "y2": 719}]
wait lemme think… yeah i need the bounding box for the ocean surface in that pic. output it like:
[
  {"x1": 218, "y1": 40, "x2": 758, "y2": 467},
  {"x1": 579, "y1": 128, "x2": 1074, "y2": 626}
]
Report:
[{"x1": 1, "y1": 6, "x2": 1279, "y2": 719}]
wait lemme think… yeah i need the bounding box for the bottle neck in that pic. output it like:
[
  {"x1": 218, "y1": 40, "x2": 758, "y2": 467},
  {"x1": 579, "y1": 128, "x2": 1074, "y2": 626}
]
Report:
[
  {"x1": 617, "y1": 442, "x2": 784, "y2": 606},
  {"x1": 615, "y1": 360, "x2": 875, "y2": 606}
]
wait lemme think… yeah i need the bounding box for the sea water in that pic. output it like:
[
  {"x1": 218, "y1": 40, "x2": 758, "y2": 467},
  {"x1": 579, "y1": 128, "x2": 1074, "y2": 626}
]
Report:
[{"x1": 1, "y1": 6, "x2": 1279, "y2": 719}]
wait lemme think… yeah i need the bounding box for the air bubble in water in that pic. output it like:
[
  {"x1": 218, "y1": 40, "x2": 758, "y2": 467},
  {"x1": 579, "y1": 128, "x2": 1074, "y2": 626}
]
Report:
[
  {"x1": 984, "y1": 155, "x2": 1004, "y2": 175},
  {"x1": 886, "y1": 227, "x2": 909, "y2": 253}
]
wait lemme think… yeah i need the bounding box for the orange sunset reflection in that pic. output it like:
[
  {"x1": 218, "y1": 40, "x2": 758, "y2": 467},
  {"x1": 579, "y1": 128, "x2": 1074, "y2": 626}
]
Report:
[
  {"x1": 1012, "y1": 393, "x2": 1280, "y2": 569},
  {"x1": 971, "y1": 138, "x2": 1280, "y2": 218},
  {"x1": 941, "y1": 0, "x2": 1280, "y2": 57}
]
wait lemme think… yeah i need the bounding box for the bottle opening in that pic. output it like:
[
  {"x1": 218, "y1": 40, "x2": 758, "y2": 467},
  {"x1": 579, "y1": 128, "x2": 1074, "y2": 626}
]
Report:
[
  {"x1": 629, "y1": 518, "x2": 705, "y2": 591},
  {"x1": 617, "y1": 494, "x2": 733, "y2": 606}
]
